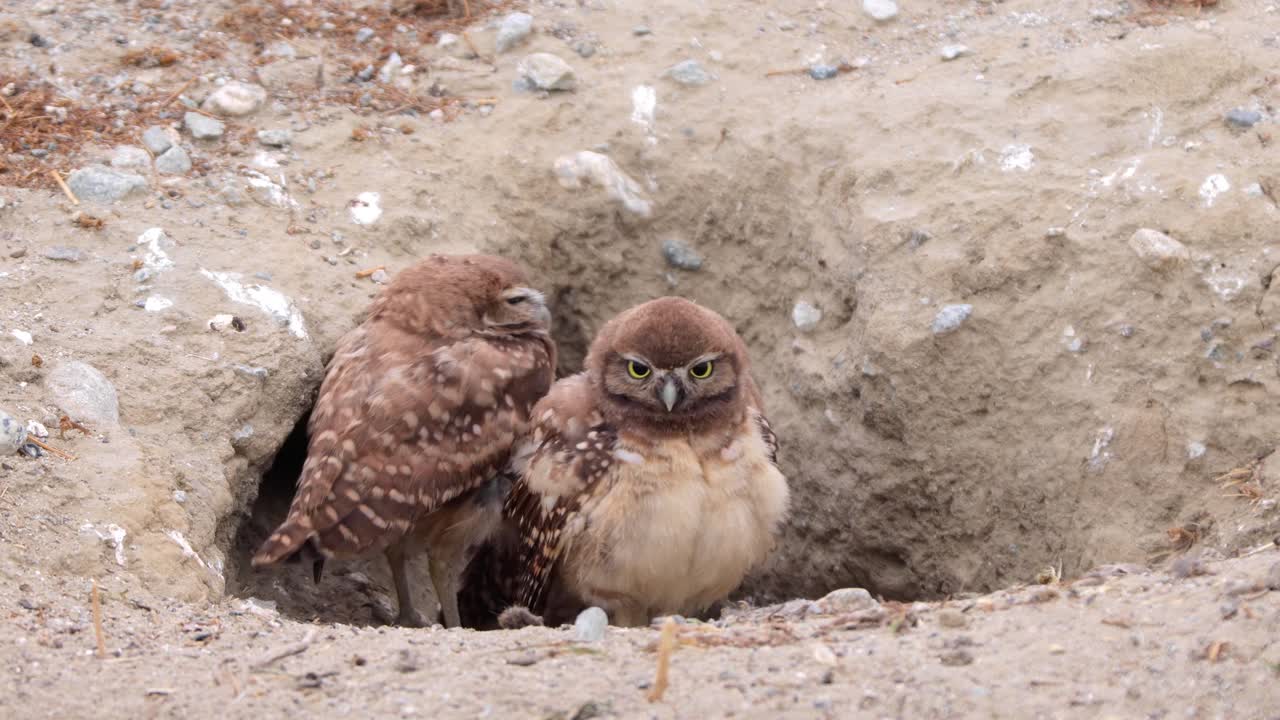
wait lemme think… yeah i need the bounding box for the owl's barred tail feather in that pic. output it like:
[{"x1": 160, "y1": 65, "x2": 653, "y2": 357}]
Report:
[{"x1": 251, "y1": 516, "x2": 313, "y2": 569}]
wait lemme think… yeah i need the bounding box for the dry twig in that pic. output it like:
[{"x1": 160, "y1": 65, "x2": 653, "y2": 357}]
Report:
[
  {"x1": 355, "y1": 265, "x2": 386, "y2": 279},
  {"x1": 92, "y1": 580, "x2": 106, "y2": 658},
  {"x1": 25, "y1": 434, "x2": 76, "y2": 460},
  {"x1": 647, "y1": 618, "x2": 677, "y2": 703},
  {"x1": 251, "y1": 628, "x2": 318, "y2": 670},
  {"x1": 50, "y1": 170, "x2": 79, "y2": 205}
]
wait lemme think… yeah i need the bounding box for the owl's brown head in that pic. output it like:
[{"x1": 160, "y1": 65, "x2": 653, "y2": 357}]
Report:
[
  {"x1": 371, "y1": 254, "x2": 551, "y2": 337},
  {"x1": 586, "y1": 297, "x2": 754, "y2": 433}
]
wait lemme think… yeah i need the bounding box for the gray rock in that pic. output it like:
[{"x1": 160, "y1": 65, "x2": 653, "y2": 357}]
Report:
[
  {"x1": 816, "y1": 587, "x2": 879, "y2": 614},
  {"x1": 231, "y1": 423, "x2": 254, "y2": 450},
  {"x1": 45, "y1": 361, "x2": 120, "y2": 425},
  {"x1": 1128, "y1": 228, "x2": 1189, "y2": 272},
  {"x1": 0, "y1": 410, "x2": 27, "y2": 455},
  {"x1": 155, "y1": 145, "x2": 192, "y2": 175},
  {"x1": 1266, "y1": 562, "x2": 1280, "y2": 591},
  {"x1": 495, "y1": 12, "x2": 533, "y2": 53},
  {"x1": 662, "y1": 238, "x2": 703, "y2": 270},
  {"x1": 574, "y1": 41, "x2": 596, "y2": 58},
  {"x1": 185, "y1": 112, "x2": 225, "y2": 140},
  {"x1": 355, "y1": 27, "x2": 375, "y2": 44},
  {"x1": 573, "y1": 606, "x2": 608, "y2": 642},
  {"x1": 142, "y1": 125, "x2": 177, "y2": 155},
  {"x1": 792, "y1": 301, "x2": 822, "y2": 332},
  {"x1": 66, "y1": 165, "x2": 148, "y2": 204},
  {"x1": 257, "y1": 129, "x2": 292, "y2": 147},
  {"x1": 43, "y1": 246, "x2": 85, "y2": 262},
  {"x1": 1225, "y1": 108, "x2": 1262, "y2": 130},
  {"x1": 633, "y1": 24, "x2": 652, "y2": 36},
  {"x1": 516, "y1": 53, "x2": 577, "y2": 91},
  {"x1": 932, "y1": 304, "x2": 973, "y2": 335},
  {"x1": 940, "y1": 44, "x2": 971, "y2": 61},
  {"x1": 863, "y1": 0, "x2": 899, "y2": 21},
  {"x1": 666, "y1": 59, "x2": 711, "y2": 86},
  {"x1": 110, "y1": 145, "x2": 151, "y2": 169},
  {"x1": 202, "y1": 81, "x2": 267, "y2": 117},
  {"x1": 809, "y1": 64, "x2": 840, "y2": 80}
]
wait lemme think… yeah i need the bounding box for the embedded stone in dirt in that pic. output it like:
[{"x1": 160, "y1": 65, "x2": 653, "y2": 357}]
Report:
[
  {"x1": 202, "y1": 81, "x2": 268, "y2": 117},
  {"x1": 1128, "y1": 228, "x2": 1189, "y2": 272},
  {"x1": 66, "y1": 165, "x2": 147, "y2": 204},
  {"x1": 44, "y1": 361, "x2": 120, "y2": 426}
]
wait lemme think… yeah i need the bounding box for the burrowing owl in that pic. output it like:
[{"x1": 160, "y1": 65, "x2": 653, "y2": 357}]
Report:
[
  {"x1": 252, "y1": 254, "x2": 556, "y2": 627},
  {"x1": 499, "y1": 296, "x2": 789, "y2": 628}
]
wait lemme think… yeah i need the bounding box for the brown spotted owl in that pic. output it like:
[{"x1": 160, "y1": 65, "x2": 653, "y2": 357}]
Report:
[
  {"x1": 251, "y1": 254, "x2": 556, "y2": 627},
  {"x1": 475, "y1": 296, "x2": 789, "y2": 628}
]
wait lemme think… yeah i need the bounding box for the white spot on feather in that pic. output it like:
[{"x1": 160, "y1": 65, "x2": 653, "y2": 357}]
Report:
[{"x1": 613, "y1": 448, "x2": 645, "y2": 465}]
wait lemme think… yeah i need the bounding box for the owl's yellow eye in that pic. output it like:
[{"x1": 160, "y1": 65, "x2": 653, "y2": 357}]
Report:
[
  {"x1": 627, "y1": 361, "x2": 651, "y2": 379},
  {"x1": 689, "y1": 360, "x2": 714, "y2": 379}
]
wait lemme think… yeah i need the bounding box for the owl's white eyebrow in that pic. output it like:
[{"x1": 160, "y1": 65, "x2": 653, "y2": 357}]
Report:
[
  {"x1": 503, "y1": 287, "x2": 544, "y2": 303},
  {"x1": 687, "y1": 353, "x2": 722, "y2": 366}
]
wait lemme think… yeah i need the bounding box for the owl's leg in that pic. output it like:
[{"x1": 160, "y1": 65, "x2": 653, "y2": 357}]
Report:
[
  {"x1": 607, "y1": 601, "x2": 650, "y2": 628},
  {"x1": 429, "y1": 552, "x2": 462, "y2": 629},
  {"x1": 385, "y1": 545, "x2": 429, "y2": 628}
]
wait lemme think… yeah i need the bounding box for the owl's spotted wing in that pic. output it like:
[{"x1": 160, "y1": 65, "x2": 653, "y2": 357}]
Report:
[
  {"x1": 253, "y1": 325, "x2": 553, "y2": 566},
  {"x1": 503, "y1": 373, "x2": 615, "y2": 613}
]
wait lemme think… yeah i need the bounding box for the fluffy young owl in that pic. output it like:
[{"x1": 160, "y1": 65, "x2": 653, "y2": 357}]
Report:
[
  {"x1": 252, "y1": 254, "x2": 556, "y2": 628},
  {"x1": 498, "y1": 296, "x2": 789, "y2": 628}
]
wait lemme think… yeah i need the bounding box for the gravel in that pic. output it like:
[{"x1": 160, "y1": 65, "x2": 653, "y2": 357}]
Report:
[
  {"x1": 154, "y1": 145, "x2": 192, "y2": 175},
  {"x1": 666, "y1": 59, "x2": 711, "y2": 86},
  {"x1": 185, "y1": 112, "x2": 225, "y2": 140},
  {"x1": 1128, "y1": 228, "x2": 1189, "y2": 272},
  {"x1": 66, "y1": 165, "x2": 148, "y2": 204},
  {"x1": 496, "y1": 12, "x2": 534, "y2": 53},
  {"x1": 516, "y1": 53, "x2": 577, "y2": 91},
  {"x1": 932, "y1": 304, "x2": 973, "y2": 335},
  {"x1": 662, "y1": 238, "x2": 703, "y2": 270},
  {"x1": 573, "y1": 607, "x2": 608, "y2": 642},
  {"x1": 45, "y1": 361, "x2": 120, "y2": 425}
]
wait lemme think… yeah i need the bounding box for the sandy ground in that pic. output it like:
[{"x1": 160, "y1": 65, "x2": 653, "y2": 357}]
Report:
[{"x1": 2, "y1": 0, "x2": 1280, "y2": 716}]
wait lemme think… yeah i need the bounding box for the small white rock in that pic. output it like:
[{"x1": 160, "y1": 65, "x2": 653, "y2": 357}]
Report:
[
  {"x1": 932, "y1": 304, "x2": 973, "y2": 335},
  {"x1": 144, "y1": 296, "x2": 174, "y2": 312},
  {"x1": 202, "y1": 81, "x2": 268, "y2": 117},
  {"x1": 10, "y1": 329, "x2": 33, "y2": 346},
  {"x1": 495, "y1": 12, "x2": 534, "y2": 53},
  {"x1": 1128, "y1": 228, "x2": 1189, "y2": 272},
  {"x1": 1187, "y1": 441, "x2": 1207, "y2": 460},
  {"x1": 816, "y1": 588, "x2": 879, "y2": 614},
  {"x1": 573, "y1": 606, "x2": 608, "y2": 642},
  {"x1": 349, "y1": 192, "x2": 383, "y2": 225},
  {"x1": 940, "y1": 44, "x2": 971, "y2": 61},
  {"x1": 208, "y1": 314, "x2": 242, "y2": 332},
  {"x1": 863, "y1": 0, "x2": 899, "y2": 21},
  {"x1": 516, "y1": 53, "x2": 577, "y2": 91},
  {"x1": 792, "y1": 301, "x2": 822, "y2": 331}
]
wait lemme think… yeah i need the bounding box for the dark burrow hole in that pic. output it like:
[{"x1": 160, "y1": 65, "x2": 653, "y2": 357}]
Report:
[{"x1": 224, "y1": 296, "x2": 597, "y2": 626}]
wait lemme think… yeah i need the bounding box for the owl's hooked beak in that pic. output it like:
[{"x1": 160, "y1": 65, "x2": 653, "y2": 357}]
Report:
[{"x1": 658, "y1": 375, "x2": 682, "y2": 412}]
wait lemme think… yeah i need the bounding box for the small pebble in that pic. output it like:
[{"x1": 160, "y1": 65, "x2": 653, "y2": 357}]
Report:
[
  {"x1": 667, "y1": 59, "x2": 711, "y2": 86},
  {"x1": 370, "y1": 269, "x2": 390, "y2": 284},
  {"x1": 633, "y1": 25, "x2": 652, "y2": 36},
  {"x1": 257, "y1": 129, "x2": 292, "y2": 147},
  {"x1": 932, "y1": 304, "x2": 973, "y2": 335},
  {"x1": 816, "y1": 588, "x2": 878, "y2": 614},
  {"x1": 154, "y1": 145, "x2": 192, "y2": 175},
  {"x1": 43, "y1": 246, "x2": 85, "y2": 262},
  {"x1": 1265, "y1": 562, "x2": 1280, "y2": 591},
  {"x1": 937, "y1": 609, "x2": 968, "y2": 628},
  {"x1": 185, "y1": 112, "x2": 225, "y2": 140},
  {"x1": 661, "y1": 238, "x2": 703, "y2": 270},
  {"x1": 792, "y1": 302, "x2": 822, "y2": 332},
  {"x1": 573, "y1": 606, "x2": 608, "y2": 642},
  {"x1": 1128, "y1": 228, "x2": 1188, "y2": 272},
  {"x1": 142, "y1": 125, "x2": 177, "y2": 155},
  {"x1": 355, "y1": 27, "x2": 375, "y2": 44},
  {"x1": 202, "y1": 81, "x2": 268, "y2": 117},
  {"x1": 809, "y1": 64, "x2": 840, "y2": 80},
  {"x1": 66, "y1": 165, "x2": 148, "y2": 204},
  {"x1": 0, "y1": 410, "x2": 27, "y2": 455},
  {"x1": 516, "y1": 53, "x2": 577, "y2": 91},
  {"x1": 940, "y1": 44, "x2": 971, "y2": 61},
  {"x1": 863, "y1": 0, "x2": 899, "y2": 21},
  {"x1": 110, "y1": 145, "x2": 151, "y2": 169},
  {"x1": 1224, "y1": 108, "x2": 1262, "y2": 130},
  {"x1": 495, "y1": 12, "x2": 533, "y2": 53}
]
